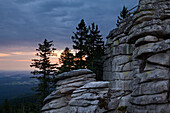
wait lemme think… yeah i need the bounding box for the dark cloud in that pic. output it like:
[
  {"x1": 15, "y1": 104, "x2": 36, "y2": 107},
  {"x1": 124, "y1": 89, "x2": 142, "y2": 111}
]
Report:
[
  {"x1": 14, "y1": 0, "x2": 36, "y2": 4},
  {"x1": 0, "y1": 0, "x2": 138, "y2": 50}
]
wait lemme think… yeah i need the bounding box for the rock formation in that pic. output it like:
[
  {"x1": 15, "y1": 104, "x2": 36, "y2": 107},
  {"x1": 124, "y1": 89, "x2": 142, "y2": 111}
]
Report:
[
  {"x1": 42, "y1": 0, "x2": 170, "y2": 112},
  {"x1": 103, "y1": 0, "x2": 170, "y2": 112},
  {"x1": 42, "y1": 69, "x2": 121, "y2": 113},
  {"x1": 42, "y1": 68, "x2": 132, "y2": 113},
  {"x1": 69, "y1": 81, "x2": 111, "y2": 113},
  {"x1": 42, "y1": 68, "x2": 133, "y2": 113},
  {"x1": 41, "y1": 69, "x2": 96, "y2": 113}
]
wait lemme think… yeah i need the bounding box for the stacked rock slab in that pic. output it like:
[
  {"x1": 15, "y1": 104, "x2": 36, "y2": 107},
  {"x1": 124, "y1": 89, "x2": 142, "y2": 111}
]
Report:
[
  {"x1": 41, "y1": 69, "x2": 96, "y2": 113},
  {"x1": 42, "y1": 69, "x2": 126, "y2": 113},
  {"x1": 69, "y1": 81, "x2": 111, "y2": 113},
  {"x1": 103, "y1": 0, "x2": 170, "y2": 112}
]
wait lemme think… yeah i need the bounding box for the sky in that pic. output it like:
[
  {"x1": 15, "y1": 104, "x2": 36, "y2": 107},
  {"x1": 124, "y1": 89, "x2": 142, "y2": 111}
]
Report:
[{"x1": 0, "y1": 0, "x2": 138, "y2": 71}]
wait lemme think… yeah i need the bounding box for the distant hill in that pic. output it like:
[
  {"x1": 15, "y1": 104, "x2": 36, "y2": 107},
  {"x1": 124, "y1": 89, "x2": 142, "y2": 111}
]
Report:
[
  {"x1": 0, "y1": 71, "x2": 38, "y2": 105},
  {"x1": 8, "y1": 93, "x2": 37, "y2": 105}
]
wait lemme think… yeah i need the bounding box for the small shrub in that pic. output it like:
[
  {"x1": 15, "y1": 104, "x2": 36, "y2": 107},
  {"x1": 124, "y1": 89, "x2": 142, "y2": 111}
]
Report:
[{"x1": 118, "y1": 106, "x2": 127, "y2": 113}]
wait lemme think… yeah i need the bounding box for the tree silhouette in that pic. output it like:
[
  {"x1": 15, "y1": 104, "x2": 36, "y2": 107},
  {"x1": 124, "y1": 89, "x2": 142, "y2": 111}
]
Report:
[
  {"x1": 30, "y1": 39, "x2": 57, "y2": 106},
  {"x1": 116, "y1": 5, "x2": 129, "y2": 27},
  {"x1": 72, "y1": 19, "x2": 88, "y2": 69},
  {"x1": 86, "y1": 22, "x2": 104, "y2": 80},
  {"x1": 58, "y1": 47, "x2": 75, "y2": 73},
  {"x1": 1, "y1": 99, "x2": 10, "y2": 113},
  {"x1": 71, "y1": 20, "x2": 105, "y2": 80}
]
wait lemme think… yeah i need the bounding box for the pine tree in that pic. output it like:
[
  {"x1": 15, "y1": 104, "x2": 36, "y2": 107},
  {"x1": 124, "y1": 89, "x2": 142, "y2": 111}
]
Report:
[
  {"x1": 58, "y1": 47, "x2": 75, "y2": 73},
  {"x1": 30, "y1": 39, "x2": 57, "y2": 106},
  {"x1": 72, "y1": 19, "x2": 88, "y2": 69},
  {"x1": 86, "y1": 23, "x2": 104, "y2": 80},
  {"x1": 71, "y1": 20, "x2": 105, "y2": 80},
  {"x1": 2, "y1": 99, "x2": 10, "y2": 113},
  {"x1": 116, "y1": 5, "x2": 129, "y2": 27}
]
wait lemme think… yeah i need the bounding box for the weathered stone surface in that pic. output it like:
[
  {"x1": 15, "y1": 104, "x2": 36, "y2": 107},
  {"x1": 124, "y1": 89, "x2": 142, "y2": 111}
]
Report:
[
  {"x1": 88, "y1": 88, "x2": 110, "y2": 95},
  {"x1": 133, "y1": 10, "x2": 154, "y2": 20},
  {"x1": 132, "y1": 80, "x2": 169, "y2": 96},
  {"x1": 112, "y1": 61, "x2": 135, "y2": 72},
  {"x1": 42, "y1": 97, "x2": 68, "y2": 111},
  {"x1": 103, "y1": 71, "x2": 134, "y2": 81},
  {"x1": 72, "y1": 93, "x2": 101, "y2": 100},
  {"x1": 42, "y1": 69, "x2": 96, "y2": 112},
  {"x1": 42, "y1": 106, "x2": 69, "y2": 113},
  {"x1": 112, "y1": 44, "x2": 134, "y2": 56},
  {"x1": 135, "y1": 35, "x2": 158, "y2": 46},
  {"x1": 129, "y1": 93, "x2": 168, "y2": 105},
  {"x1": 42, "y1": 72, "x2": 113, "y2": 113},
  {"x1": 122, "y1": 61, "x2": 134, "y2": 71},
  {"x1": 128, "y1": 104, "x2": 170, "y2": 113},
  {"x1": 136, "y1": 69, "x2": 169, "y2": 83},
  {"x1": 144, "y1": 63, "x2": 169, "y2": 71},
  {"x1": 127, "y1": 20, "x2": 170, "y2": 43},
  {"x1": 119, "y1": 36, "x2": 128, "y2": 44},
  {"x1": 119, "y1": 94, "x2": 131, "y2": 107},
  {"x1": 69, "y1": 99, "x2": 99, "y2": 107},
  {"x1": 112, "y1": 55, "x2": 132, "y2": 65},
  {"x1": 139, "y1": 0, "x2": 168, "y2": 4},
  {"x1": 71, "y1": 93, "x2": 82, "y2": 98},
  {"x1": 69, "y1": 105, "x2": 101, "y2": 113},
  {"x1": 147, "y1": 50, "x2": 170, "y2": 66},
  {"x1": 135, "y1": 15, "x2": 154, "y2": 25},
  {"x1": 55, "y1": 69, "x2": 93, "y2": 80},
  {"x1": 133, "y1": 40, "x2": 170, "y2": 59},
  {"x1": 107, "y1": 98, "x2": 120, "y2": 110},
  {"x1": 103, "y1": 0, "x2": 170, "y2": 112},
  {"x1": 80, "y1": 81, "x2": 109, "y2": 89},
  {"x1": 109, "y1": 89, "x2": 125, "y2": 99},
  {"x1": 58, "y1": 87, "x2": 76, "y2": 94},
  {"x1": 69, "y1": 81, "x2": 113, "y2": 112},
  {"x1": 56, "y1": 73, "x2": 95, "y2": 86},
  {"x1": 103, "y1": 58, "x2": 112, "y2": 72},
  {"x1": 58, "y1": 79, "x2": 95, "y2": 90},
  {"x1": 43, "y1": 90, "x2": 63, "y2": 103},
  {"x1": 110, "y1": 80, "x2": 132, "y2": 91}
]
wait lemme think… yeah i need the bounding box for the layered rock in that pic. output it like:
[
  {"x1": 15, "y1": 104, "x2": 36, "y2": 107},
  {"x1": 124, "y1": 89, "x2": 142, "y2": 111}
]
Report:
[
  {"x1": 42, "y1": 69, "x2": 131, "y2": 113},
  {"x1": 69, "y1": 82, "x2": 110, "y2": 113},
  {"x1": 103, "y1": 0, "x2": 170, "y2": 112},
  {"x1": 42, "y1": 0, "x2": 170, "y2": 112},
  {"x1": 41, "y1": 69, "x2": 96, "y2": 113},
  {"x1": 42, "y1": 70, "x2": 119, "y2": 113}
]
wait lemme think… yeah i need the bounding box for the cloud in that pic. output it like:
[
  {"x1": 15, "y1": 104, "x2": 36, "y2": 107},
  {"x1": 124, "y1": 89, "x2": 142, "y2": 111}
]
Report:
[
  {"x1": 0, "y1": 49, "x2": 65, "y2": 70},
  {"x1": 0, "y1": 0, "x2": 139, "y2": 71},
  {"x1": 11, "y1": 52, "x2": 35, "y2": 56},
  {"x1": 0, "y1": 0, "x2": 138, "y2": 50},
  {"x1": 0, "y1": 53, "x2": 11, "y2": 57},
  {"x1": 15, "y1": 60, "x2": 31, "y2": 62}
]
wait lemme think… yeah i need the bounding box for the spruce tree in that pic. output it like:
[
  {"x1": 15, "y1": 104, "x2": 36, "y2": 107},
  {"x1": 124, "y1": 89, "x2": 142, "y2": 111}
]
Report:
[
  {"x1": 71, "y1": 20, "x2": 105, "y2": 80},
  {"x1": 72, "y1": 19, "x2": 88, "y2": 69},
  {"x1": 30, "y1": 39, "x2": 57, "y2": 106},
  {"x1": 58, "y1": 47, "x2": 75, "y2": 73},
  {"x1": 86, "y1": 23, "x2": 104, "y2": 80},
  {"x1": 116, "y1": 5, "x2": 129, "y2": 27}
]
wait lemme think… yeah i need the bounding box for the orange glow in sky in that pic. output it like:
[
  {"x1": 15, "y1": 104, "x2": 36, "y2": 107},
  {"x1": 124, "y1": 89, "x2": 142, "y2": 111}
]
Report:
[
  {"x1": 0, "y1": 53, "x2": 11, "y2": 57},
  {"x1": 0, "y1": 50, "x2": 64, "y2": 71}
]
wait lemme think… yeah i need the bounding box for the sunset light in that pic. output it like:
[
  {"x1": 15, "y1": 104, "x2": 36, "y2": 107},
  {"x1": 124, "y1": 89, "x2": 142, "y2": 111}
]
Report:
[
  {"x1": 0, "y1": 53, "x2": 11, "y2": 57},
  {"x1": 0, "y1": 50, "x2": 67, "y2": 70},
  {"x1": 0, "y1": 0, "x2": 169, "y2": 113}
]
